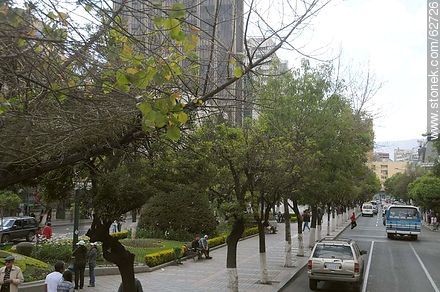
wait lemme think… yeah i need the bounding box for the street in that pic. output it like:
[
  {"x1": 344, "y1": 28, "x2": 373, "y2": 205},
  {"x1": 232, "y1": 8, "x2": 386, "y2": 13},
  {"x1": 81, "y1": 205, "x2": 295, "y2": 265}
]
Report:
[{"x1": 281, "y1": 213, "x2": 440, "y2": 292}]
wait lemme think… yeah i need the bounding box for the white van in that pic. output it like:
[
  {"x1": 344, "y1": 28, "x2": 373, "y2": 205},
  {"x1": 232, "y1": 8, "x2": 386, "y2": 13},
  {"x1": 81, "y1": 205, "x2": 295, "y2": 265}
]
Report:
[{"x1": 362, "y1": 203, "x2": 374, "y2": 217}]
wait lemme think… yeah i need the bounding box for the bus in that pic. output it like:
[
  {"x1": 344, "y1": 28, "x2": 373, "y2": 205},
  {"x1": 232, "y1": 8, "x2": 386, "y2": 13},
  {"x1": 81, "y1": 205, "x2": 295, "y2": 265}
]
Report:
[{"x1": 383, "y1": 205, "x2": 421, "y2": 240}]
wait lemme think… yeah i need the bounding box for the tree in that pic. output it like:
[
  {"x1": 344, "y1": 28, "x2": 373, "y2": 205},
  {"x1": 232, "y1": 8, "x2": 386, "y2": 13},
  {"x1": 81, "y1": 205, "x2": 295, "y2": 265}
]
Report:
[
  {"x1": 0, "y1": 191, "x2": 22, "y2": 217},
  {"x1": 409, "y1": 175, "x2": 440, "y2": 213},
  {"x1": 139, "y1": 187, "x2": 217, "y2": 238}
]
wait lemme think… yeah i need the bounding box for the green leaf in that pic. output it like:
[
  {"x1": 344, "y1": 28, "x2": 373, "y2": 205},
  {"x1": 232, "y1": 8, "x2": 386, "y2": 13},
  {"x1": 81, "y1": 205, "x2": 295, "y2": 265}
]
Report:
[
  {"x1": 176, "y1": 112, "x2": 188, "y2": 124},
  {"x1": 116, "y1": 71, "x2": 129, "y2": 85},
  {"x1": 233, "y1": 66, "x2": 243, "y2": 78},
  {"x1": 137, "y1": 102, "x2": 152, "y2": 116},
  {"x1": 154, "y1": 112, "x2": 168, "y2": 128},
  {"x1": 169, "y1": 3, "x2": 186, "y2": 19},
  {"x1": 166, "y1": 125, "x2": 181, "y2": 141},
  {"x1": 17, "y1": 38, "x2": 26, "y2": 48}
]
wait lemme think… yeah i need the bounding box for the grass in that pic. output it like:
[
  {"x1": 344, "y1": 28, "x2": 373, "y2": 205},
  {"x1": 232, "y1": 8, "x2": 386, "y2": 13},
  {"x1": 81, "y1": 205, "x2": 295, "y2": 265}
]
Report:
[{"x1": 121, "y1": 238, "x2": 185, "y2": 263}]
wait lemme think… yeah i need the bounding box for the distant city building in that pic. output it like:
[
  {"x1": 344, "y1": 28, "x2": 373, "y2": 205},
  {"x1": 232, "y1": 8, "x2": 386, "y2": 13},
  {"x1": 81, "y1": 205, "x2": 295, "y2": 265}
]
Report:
[
  {"x1": 367, "y1": 161, "x2": 408, "y2": 190},
  {"x1": 394, "y1": 148, "x2": 419, "y2": 162},
  {"x1": 372, "y1": 152, "x2": 390, "y2": 161}
]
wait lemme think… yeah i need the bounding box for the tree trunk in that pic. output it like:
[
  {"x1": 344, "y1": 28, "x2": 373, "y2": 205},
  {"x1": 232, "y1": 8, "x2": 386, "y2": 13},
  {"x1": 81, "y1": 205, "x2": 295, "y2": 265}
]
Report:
[
  {"x1": 309, "y1": 205, "x2": 317, "y2": 248},
  {"x1": 317, "y1": 207, "x2": 322, "y2": 241},
  {"x1": 331, "y1": 207, "x2": 336, "y2": 232},
  {"x1": 291, "y1": 200, "x2": 304, "y2": 257},
  {"x1": 257, "y1": 222, "x2": 269, "y2": 284},
  {"x1": 327, "y1": 204, "x2": 331, "y2": 236},
  {"x1": 283, "y1": 198, "x2": 292, "y2": 267},
  {"x1": 86, "y1": 215, "x2": 137, "y2": 292},
  {"x1": 226, "y1": 216, "x2": 245, "y2": 292}
]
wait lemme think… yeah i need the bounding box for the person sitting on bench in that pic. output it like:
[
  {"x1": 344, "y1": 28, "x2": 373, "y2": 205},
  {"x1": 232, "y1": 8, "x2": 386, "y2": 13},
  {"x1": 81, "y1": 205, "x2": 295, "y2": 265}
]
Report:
[
  {"x1": 191, "y1": 234, "x2": 203, "y2": 259},
  {"x1": 199, "y1": 235, "x2": 212, "y2": 259}
]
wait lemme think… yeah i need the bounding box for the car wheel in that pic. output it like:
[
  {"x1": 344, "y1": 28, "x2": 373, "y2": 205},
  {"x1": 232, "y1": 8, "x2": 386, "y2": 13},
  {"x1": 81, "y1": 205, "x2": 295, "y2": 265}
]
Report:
[
  {"x1": 1, "y1": 234, "x2": 10, "y2": 243},
  {"x1": 26, "y1": 231, "x2": 35, "y2": 242},
  {"x1": 387, "y1": 233, "x2": 392, "y2": 239},
  {"x1": 309, "y1": 279, "x2": 318, "y2": 290},
  {"x1": 411, "y1": 235, "x2": 418, "y2": 241}
]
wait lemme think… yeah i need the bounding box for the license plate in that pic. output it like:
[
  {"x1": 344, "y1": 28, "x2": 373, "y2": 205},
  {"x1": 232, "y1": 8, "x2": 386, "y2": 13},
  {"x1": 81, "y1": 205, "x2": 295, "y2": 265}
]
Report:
[{"x1": 326, "y1": 263, "x2": 340, "y2": 270}]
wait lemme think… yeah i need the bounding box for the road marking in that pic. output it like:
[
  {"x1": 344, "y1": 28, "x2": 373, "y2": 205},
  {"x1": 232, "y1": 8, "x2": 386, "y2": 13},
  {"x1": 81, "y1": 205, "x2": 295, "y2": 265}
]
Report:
[
  {"x1": 362, "y1": 241, "x2": 374, "y2": 292},
  {"x1": 410, "y1": 243, "x2": 440, "y2": 292}
]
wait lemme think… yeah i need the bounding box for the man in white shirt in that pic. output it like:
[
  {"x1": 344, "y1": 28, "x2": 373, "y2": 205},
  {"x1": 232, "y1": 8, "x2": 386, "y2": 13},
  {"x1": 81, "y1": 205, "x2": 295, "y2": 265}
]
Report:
[{"x1": 45, "y1": 261, "x2": 65, "y2": 292}]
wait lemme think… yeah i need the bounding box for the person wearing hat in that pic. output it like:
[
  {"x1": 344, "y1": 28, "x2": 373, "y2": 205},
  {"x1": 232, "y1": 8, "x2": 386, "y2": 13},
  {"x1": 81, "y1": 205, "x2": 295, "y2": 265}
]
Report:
[
  {"x1": 0, "y1": 255, "x2": 24, "y2": 292},
  {"x1": 199, "y1": 235, "x2": 212, "y2": 259},
  {"x1": 87, "y1": 242, "x2": 98, "y2": 287},
  {"x1": 72, "y1": 240, "x2": 87, "y2": 289}
]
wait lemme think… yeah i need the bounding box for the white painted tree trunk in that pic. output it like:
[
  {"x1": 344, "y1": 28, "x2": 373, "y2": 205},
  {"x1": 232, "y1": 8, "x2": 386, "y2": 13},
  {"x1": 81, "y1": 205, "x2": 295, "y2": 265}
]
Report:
[
  {"x1": 131, "y1": 221, "x2": 139, "y2": 239},
  {"x1": 317, "y1": 225, "x2": 322, "y2": 241},
  {"x1": 284, "y1": 241, "x2": 292, "y2": 267},
  {"x1": 260, "y1": 252, "x2": 269, "y2": 284},
  {"x1": 309, "y1": 227, "x2": 316, "y2": 248},
  {"x1": 297, "y1": 233, "x2": 304, "y2": 256},
  {"x1": 331, "y1": 216, "x2": 336, "y2": 232},
  {"x1": 227, "y1": 268, "x2": 239, "y2": 292}
]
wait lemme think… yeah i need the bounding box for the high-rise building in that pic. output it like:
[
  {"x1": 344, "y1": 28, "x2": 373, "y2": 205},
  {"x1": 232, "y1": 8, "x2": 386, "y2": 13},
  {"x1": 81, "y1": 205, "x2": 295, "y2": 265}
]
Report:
[
  {"x1": 114, "y1": 0, "x2": 245, "y2": 125},
  {"x1": 394, "y1": 148, "x2": 419, "y2": 162},
  {"x1": 243, "y1": 37, "x2": 288, "y2": 119}
]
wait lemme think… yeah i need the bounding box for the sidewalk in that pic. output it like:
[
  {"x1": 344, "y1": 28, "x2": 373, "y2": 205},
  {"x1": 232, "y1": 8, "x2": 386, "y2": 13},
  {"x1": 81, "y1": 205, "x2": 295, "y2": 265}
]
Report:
[{"x1": 76, "y1": 213, "x2": 353, "y2": 292}]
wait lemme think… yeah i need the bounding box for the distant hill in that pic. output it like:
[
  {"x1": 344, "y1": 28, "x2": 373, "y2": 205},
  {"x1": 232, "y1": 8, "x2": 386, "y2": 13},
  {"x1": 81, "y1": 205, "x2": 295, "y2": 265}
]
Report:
[{"x1": 374, "y1": 139, "x2": 421, "y2": 160}]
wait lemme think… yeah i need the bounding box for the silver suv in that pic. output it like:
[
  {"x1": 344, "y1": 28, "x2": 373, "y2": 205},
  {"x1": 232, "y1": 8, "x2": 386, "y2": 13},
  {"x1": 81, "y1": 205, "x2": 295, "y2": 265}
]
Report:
[{"x1": 307, "y1": 238, "x2": 367, "y2": 291}]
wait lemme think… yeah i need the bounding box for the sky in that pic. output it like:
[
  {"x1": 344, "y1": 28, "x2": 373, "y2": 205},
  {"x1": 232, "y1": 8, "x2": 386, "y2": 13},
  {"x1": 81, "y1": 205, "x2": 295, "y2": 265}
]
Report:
[{"x1": 275, "y1": 0, "x2": 426, "y2": 143}]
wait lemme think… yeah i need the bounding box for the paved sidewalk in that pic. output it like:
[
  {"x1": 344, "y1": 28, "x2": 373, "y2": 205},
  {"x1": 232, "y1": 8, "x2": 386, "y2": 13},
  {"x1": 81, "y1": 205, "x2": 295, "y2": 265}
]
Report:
[{"x1": 77, "y1": 213, "x2": 353, "y2": 292}]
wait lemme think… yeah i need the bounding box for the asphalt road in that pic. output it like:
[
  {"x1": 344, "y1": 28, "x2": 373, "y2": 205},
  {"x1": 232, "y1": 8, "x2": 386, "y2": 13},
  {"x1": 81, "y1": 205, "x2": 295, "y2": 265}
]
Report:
[{"x1": 281, "y1": 211, "x2": 440, "y2": 292}]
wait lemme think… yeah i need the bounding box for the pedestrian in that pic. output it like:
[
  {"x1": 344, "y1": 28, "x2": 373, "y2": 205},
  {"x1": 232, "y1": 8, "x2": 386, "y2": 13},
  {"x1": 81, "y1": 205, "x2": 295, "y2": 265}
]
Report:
[
  {"x1": 57, "y1": 270, "x2": 74, "y2": 292},
  {"x1": 191, "y1": 234, "x2": 202, "y2": 259},
  {"x1": 0, "y1": 255, "x2": 24, "y2": 292},
  {"x1": 302, "y1": 210, "x2": 311, "y2": 231},
  {"x1": 42, "y1": 222, "x2": 53, "y2": 240},
  {"x1": 72, "y1": 240, "x2": 87, "y2": 290},
  {"x1": 117, "y1": 278, "x2": 143, "y2": 292},
  {"x1": 87, "y1": 242, "x2": 98, "y2": 287},
  {"x1": 110, "y1": 220, "x2": 118, "y2": 233},
  {"x1": 199, "y1": 235, "x2": 212, "y2": 259},
  {"x1": 45, "y1": 261, "x2": 65, "y2": 292},
  {"x1": 350, "y1": 212, "x2": 357, "y2": 229}
]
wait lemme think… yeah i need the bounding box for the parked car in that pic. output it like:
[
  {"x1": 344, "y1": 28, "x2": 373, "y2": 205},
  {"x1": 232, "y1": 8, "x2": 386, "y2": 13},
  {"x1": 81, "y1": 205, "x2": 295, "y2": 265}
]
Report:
[
  {"x1": 361, "y1": 203, "x2": 374, "y2": 217},
  {"x1": 307, "y1": 238, "x2": 367, "y2": 291},
  {"x1": 0, "y1": 216, "x2": 39, "y2": 243}
]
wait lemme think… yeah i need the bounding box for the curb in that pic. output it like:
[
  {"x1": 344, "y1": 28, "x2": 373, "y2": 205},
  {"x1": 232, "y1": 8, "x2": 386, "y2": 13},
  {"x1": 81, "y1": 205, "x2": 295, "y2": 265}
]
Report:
[{"x1": 276, "y1": 213, "x2": 360, "y2": 291}]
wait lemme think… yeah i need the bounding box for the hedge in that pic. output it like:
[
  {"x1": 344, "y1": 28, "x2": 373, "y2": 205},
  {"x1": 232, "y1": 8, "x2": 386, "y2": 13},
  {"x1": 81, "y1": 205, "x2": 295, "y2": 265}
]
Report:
[
  {"x1": 0, "y1": 250, "x2": 50, "y2": 282},
  {"x1": 144, "y1": 246, "x2": 186, "y2": 267},
  {"x1": 111, "y1": 230, "x2": 129, "y2": 240},
  {"x1": 143, "y1": 227, "x2": 260, "y2": 267}
]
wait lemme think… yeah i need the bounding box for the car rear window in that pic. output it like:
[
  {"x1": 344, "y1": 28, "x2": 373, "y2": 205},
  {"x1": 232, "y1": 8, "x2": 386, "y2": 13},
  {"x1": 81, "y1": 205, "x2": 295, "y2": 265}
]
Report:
[
  {"x1": 313, "y1": 244, "x2": 354, "y2": 260},
  {"x1": 363, "y1": 205, "x2": 372, "y2": 209}
]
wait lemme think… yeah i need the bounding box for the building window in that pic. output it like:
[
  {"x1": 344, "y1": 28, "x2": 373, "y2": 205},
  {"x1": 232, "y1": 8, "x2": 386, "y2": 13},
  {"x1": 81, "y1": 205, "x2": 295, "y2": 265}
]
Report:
[{"x1": 380, "y1": 165, "x2": 388, "y2": 168}]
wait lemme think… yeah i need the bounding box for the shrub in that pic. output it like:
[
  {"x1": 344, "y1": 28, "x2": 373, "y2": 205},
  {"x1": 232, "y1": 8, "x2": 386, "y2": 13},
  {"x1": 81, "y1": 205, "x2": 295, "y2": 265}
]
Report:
[
  {"x1": 242, "y1": 227, "x2": 259, "y2": 237},
  {"x1": 110, "y1": 230, "x2": 129, "y2": 240},
  {"x1": 207, "y1": 235, "x2": 226, "y2": 248},
  {"x1": 0, "y1": 251, "x2": 50, "y2": 282},
  {"x1": 135, "y1": 227, "x2": 193, "y2": 242},
  {"x1": 139, "y1": 187, "x2": 217, "y2": 238},
  {"x1": 32, "y1": 241, "x2": 72, "y2": 264},
  {"x1": 16, "y1": 242, "x2": 34, "y2": 257},
  {"x1": 144, "y1": 246, "x2": 186, "y2": 267}
]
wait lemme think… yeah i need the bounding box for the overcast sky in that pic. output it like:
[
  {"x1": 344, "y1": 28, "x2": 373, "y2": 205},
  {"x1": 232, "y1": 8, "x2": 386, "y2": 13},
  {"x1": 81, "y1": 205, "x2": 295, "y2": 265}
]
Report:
[{"x1": 276, "y1": 0, "x2": 426, "y2": 143}]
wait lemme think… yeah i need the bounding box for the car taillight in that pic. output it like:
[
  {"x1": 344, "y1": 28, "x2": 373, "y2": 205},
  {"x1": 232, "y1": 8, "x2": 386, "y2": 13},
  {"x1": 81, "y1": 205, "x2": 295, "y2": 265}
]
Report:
[
  {"x1": 354, "y1": 263, "x2": 360, "y2": 273},
  {"x1": 308, "y1": 260, "x2": 313, "y2": 270}
]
